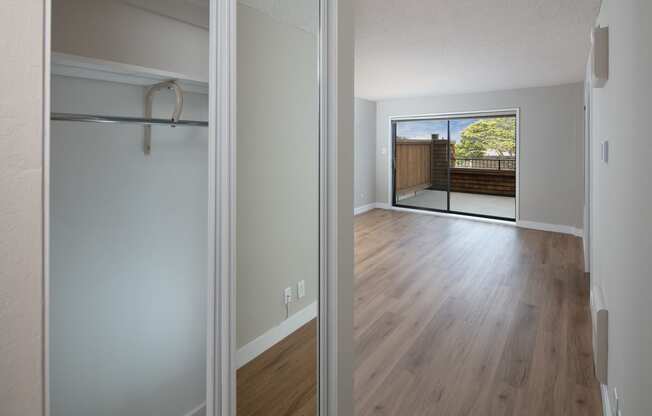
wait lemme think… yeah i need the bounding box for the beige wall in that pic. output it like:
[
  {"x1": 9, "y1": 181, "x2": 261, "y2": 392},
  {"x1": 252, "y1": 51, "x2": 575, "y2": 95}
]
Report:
[
  {"x1": 0, "y1": 1, "x2": 44, "y2": 416},
  {"x1": 354, "y1": 98, "x2": 377, "y2": 209},
  {"x1": 375, "y1": 84, "x2": 585, "y2": 229},
  {"x1": 236, "y1": 3, "x2": 319, "y2": 348},
  {"x1": 589, "y1": 1, "x2": 652, "y2": 414},
  {"x1": 331, "y1": 0, "x2": 355, "y2": 414}
]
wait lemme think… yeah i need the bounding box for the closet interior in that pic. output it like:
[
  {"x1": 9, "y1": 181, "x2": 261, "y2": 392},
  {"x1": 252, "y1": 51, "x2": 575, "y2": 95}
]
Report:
[{"x1": 49, "y1": 1, "x2": 210, "y2": 416}]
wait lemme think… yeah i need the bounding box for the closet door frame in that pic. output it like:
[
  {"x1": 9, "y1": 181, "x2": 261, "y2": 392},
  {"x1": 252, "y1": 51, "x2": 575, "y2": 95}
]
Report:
[
  {"x1": 211, "y1": 1, "x2": 236, "y2": 415},
  {"x1": 41, "y1": 1, "x2": 339, "y2": 415}
]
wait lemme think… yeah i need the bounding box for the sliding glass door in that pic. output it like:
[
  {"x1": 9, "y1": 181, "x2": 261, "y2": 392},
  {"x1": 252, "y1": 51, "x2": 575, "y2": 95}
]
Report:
[
  {"x1": 392, "y1": 113, "x2": 517, "y2": 221},
  {"x1": 393, "y1": 119, "x2": 450, "y2": 211}
]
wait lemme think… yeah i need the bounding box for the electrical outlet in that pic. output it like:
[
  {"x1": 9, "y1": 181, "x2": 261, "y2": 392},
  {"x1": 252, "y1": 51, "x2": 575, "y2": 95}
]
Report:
[
  {"x1": 284, "y1": 287, "x2": 293, "y2": 305},
  {"x1": 297, "y1": 280, "x2": 306, "y2": 299}
]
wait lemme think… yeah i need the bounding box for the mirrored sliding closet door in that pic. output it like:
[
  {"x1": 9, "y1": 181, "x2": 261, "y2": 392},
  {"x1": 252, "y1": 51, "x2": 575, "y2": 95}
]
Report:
[
  {"x1": 49, "y1": 1, "x2": 211, "y2": 416},
  {"x1": 236, "y1": 0, "x2": 321, "y2": 415}
]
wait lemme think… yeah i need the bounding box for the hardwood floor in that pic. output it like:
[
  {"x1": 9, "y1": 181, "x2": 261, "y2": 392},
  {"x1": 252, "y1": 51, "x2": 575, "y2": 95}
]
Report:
[
  {"x1": 237, "y1": 319, "x2": 317, "y2": 416},
  {"x1": 354, "y1": 209, "x2": 601, "y2": 416}
]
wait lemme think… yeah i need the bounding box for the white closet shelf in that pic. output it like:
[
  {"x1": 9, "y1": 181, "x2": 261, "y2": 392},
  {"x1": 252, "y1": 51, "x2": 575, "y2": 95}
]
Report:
[{"x1": 51, "y1": 52, "x2": 209, "y2": 94}]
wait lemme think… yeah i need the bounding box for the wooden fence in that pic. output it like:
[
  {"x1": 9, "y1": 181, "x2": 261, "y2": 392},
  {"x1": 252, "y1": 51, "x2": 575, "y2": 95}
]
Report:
[
  {"x1": 395, "y1": 139, "x2": 516, "y2": 197},
  {"x1": 395, "y1": 140, "x2": 431, "y2": 193}
]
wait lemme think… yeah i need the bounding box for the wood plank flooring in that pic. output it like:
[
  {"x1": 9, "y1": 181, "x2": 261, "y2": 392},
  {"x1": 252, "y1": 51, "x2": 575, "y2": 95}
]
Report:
[
  {"x1": 237, "y1": 320, "x2": 317, "y2": 416},
  {"x1": 236, "y1": 208, "x2": 601, "y2": 416},
  {"x1": 354, "y1": 209, "x2": 601, "y2": 416}
]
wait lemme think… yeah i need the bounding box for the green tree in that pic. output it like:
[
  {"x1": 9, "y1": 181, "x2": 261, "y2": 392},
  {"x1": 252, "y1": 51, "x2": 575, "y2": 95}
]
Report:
[{"x1": 456, "y1": 117, "x2": 516, "y2": 158}]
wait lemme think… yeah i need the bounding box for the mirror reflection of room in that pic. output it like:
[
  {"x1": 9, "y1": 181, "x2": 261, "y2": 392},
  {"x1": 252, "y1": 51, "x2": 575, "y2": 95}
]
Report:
[
  {"x1": 49, "y1": 1, "x2": 210, "y2": 416},
  {"x1": 235, "y1": 1, "x2": 320, "y2": 415}
]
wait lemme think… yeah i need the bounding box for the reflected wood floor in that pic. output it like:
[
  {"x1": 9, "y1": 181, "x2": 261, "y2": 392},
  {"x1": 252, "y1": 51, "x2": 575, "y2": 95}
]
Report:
[
  {"x1": 237, "y1": 319, "x2": 317, "y2": 416},
  {"x1": 354, "y1": 209, "x2": 601, "y2": 416}
]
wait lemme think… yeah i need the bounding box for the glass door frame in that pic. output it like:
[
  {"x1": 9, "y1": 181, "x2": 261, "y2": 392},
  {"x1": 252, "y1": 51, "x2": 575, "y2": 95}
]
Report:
[
  {"x1": 390, "y1": 110, "x2": 519, "y2": 222},
  {"x1": 392, "y1": 118, "x2": 451, "y2": 212}
]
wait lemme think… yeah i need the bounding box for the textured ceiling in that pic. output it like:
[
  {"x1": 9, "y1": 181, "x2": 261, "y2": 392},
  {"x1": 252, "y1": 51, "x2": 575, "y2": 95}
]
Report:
[{"x1": 355, "y1": 0, "x2": 601, "y2": 100}]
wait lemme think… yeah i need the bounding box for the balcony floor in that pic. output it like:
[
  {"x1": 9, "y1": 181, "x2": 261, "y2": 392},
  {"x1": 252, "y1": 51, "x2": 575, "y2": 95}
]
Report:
[{"x1": 397, "y1": 190, "x2": 516, "y2": 219}]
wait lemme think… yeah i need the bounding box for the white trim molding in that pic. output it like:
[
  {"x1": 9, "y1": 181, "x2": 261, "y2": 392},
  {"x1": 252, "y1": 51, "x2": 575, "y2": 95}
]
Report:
[
  {"x1": 236, "y1": 302, "x2": 318, "y2": 369},
  {"x1": 210, "y1": 0, "x2": 236, "y2": 415},
  {"x1": 354, "y1": 203, "x2": 376, "y2": 216},
  {"x1": 516, "y1": 220, "x2": 583, "y2": 237},
  {"x1": 590, "y1": 284, "x2": 611, "y2": 416},
  {"x1": 183, "y1": 403, "x2": 207, "y2": 416},
  {"x1": 601, "y1": 384, "x2": 613, "y2": 416},
  {"x1": 360, "y1": 204, "x2": 584, "y2": 238}
]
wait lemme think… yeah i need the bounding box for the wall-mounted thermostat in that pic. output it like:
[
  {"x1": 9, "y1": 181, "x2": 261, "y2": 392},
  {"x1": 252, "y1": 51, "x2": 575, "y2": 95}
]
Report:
[{"x1": 592, "y1": 26, "x2": 609, "y2": 88}]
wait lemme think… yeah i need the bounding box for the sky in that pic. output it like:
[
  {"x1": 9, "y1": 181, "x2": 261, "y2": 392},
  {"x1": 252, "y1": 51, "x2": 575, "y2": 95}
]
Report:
[{"x1": 396, "y1": 118, "x2": 478, "y2": 143}]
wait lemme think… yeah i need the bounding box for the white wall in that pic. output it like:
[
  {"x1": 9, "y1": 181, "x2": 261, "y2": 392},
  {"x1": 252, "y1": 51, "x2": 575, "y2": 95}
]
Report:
[
  {"x1": 52, "y1": 0, "x2": 209, "y2": 81},
  {"x1": 375, "y1": 84, "x2": 585, "y2": 229},
  {"x1": 0, "y1": 2, "x2": 44, "y2": 416},
  {"x1": 236, "y1": 3, "x2": 319, "y2": 348},
  {"x1": 589, "y1": 1, "x2": 652, "y2": 414},
  {"x1": 354, "y1": 98, "x2": 377, "y2": 209},
  {"x1": 50, "y1": 75, "x2": 208, "y2": 416}
]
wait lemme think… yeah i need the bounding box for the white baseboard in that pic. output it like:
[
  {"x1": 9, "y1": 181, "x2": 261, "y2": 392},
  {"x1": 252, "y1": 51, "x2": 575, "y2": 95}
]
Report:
[
  {"x1": 382, "y1": 204, "x2": 515, "y2": 226},
  {"x1": 592, "y1": 284, "x2": 611, "y2": 416},
  {"x1": 354, "y1": 202, "x2": 391, "y2": 215},
  {"x1": 365, "y1": 203, "x2": 583, "y2": 237},
  {"x1": 601, "y1": 384, "x2": 612, "y2": 416},
  {"x1": 516, "y1": 220, "x2": 583, "y2": 237},
  {"x1": 183, "y1": 402, "x2": 206, "y2": 416},
  {"x1": 236, "y1": 301, "x2": 317, "y2": 369},
  {"x1": 354, "y1": 203, "x2": 377, "y2": 216},
  {"x1": 590, "y1": 284, "x2": 607, "y2": 316}
]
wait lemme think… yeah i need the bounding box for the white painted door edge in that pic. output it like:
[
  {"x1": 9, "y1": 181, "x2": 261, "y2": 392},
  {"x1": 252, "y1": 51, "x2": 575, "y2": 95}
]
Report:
[{"x1": 212, "y1": 0, "x2": 236, "y2": 415}]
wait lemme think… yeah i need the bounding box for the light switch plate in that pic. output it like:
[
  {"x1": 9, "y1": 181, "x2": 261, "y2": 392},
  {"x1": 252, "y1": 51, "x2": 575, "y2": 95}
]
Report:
[
  {"x1": 601, "y1": 140, "x2": 609, "y2": 163},
  {"x1": 297, "y1": 280, "x2": 306, "y2": 299}
]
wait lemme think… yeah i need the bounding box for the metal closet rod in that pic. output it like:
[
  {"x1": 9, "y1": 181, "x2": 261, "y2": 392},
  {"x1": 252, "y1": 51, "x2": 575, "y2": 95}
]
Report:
[{"x1": 51, "y1": 112, "x2": 208, "y2": 127}]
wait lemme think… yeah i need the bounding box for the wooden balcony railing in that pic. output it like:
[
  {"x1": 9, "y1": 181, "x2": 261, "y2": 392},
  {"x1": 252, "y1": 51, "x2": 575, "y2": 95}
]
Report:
[
  {"x1": 395, "y1": 140, "x2": 516, "y2": 197},
  {"x1": 452, "y1": 158, "x2": 516, "y2": 170}
]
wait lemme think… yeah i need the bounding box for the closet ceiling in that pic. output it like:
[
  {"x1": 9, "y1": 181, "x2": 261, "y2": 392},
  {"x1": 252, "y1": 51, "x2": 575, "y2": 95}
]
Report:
[
  {"x1": 120, "y1": 0, "x2": 209, "y2": 28},
  {"x1": 355, "y1": 0, "x2": 601, "y2": 100},
  {"x1": 119, "y1": 0, "x2": 316, "y2": 33}
]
